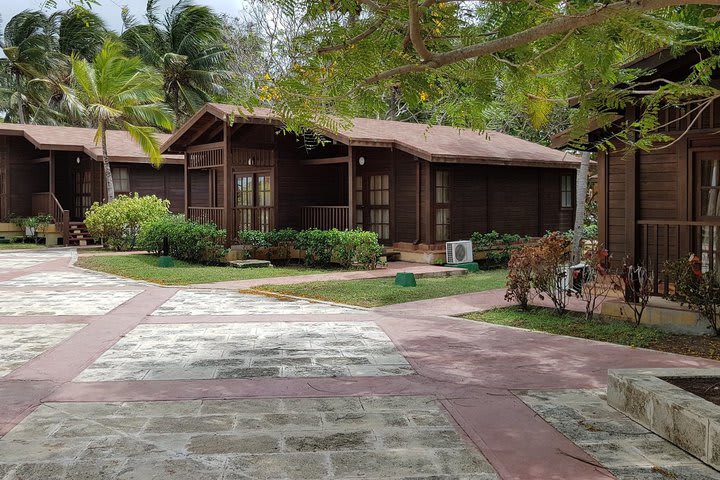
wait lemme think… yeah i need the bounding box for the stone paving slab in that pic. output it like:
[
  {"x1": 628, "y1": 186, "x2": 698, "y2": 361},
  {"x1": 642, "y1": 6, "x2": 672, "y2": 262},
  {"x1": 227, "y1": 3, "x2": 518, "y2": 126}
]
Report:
[
  {"x1": 75, "y1": 322, "x2": 415, "y2": 381},
  {"x1": 517, "y1": 389, "x2": 720, "y2": 479},
  {"x1": 0, "y1": 289, "x2": 143, "y2": 316},
  {"x1": 0, "y1": 396, "x2": 498, "y2": 479},
  {"x1": 0, "y1": 271, "x2": 146, "y2": 288},
  {"x1": 152, "y1": 290, "x2": 363, "y2": 316},
  {"x1": 0, "y1": 324, "x2": 85, "y2": 376},
  {"x1": 0, "y1": 250, "x2": 72, "y2": 271}
]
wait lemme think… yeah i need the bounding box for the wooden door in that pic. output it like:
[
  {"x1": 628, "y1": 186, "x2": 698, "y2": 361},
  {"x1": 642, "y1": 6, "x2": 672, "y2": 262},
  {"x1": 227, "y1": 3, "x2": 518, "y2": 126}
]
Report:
[
  {"x1": 693, "y1": 151, "x2": 720, "y2": 270},
  {"x1": 73, "y1": 170, "x2": 92, "y2": 220},
  {"x1": 355, "y1": 173, "x2": 390, "y2": 242},
  {"x1": 235, "y1": 171, "x2": 273, "y2": 231}
]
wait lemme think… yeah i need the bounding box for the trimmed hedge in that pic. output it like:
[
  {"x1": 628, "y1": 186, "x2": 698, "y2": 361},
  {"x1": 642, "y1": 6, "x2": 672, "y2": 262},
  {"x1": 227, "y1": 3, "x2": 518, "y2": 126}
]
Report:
[
  {"x1": 138, "y1": 214, "x2": 227, "y2": 264},
  {"x1": 237, "y1": 228, "x2": 383, "y2": 269}
]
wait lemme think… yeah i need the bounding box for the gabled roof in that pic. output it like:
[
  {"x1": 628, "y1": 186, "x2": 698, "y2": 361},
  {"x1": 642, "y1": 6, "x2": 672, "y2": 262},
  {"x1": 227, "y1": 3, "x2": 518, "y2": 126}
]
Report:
[
  {"x1": 163, "y1": 103, "x2": 581, "y2": 169},
  {"x1": 0, "y1": 123, "x2": 183, "y2": 164}
]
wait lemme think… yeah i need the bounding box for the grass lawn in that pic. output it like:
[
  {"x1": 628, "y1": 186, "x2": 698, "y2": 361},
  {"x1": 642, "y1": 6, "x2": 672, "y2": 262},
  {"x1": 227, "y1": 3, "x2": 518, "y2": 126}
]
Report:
[
  {"x1": 464, "y1": 307, "x2": 720, "y2": 361},
  {"x1": 76, "y1": 254, "x2": 337, "y2": 285},
  {"x1": 0, "y1": 242, "x2": 47, "y2": 250},
  {"x1": 256, "y1": 269, "x2": 508, "y2": 308}
]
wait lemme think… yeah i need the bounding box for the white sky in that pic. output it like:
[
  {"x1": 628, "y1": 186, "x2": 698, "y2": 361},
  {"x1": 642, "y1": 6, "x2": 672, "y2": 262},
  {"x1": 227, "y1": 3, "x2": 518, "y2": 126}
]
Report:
[{"x1": 0, "y1": 0, "x2": 248, "y2": 33}]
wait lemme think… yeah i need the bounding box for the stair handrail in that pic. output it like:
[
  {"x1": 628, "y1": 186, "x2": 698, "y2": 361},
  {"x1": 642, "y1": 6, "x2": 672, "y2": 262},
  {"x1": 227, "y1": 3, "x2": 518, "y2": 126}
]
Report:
[{"x1": 48, "y1": 193, "x2": 70, "y2": 247}]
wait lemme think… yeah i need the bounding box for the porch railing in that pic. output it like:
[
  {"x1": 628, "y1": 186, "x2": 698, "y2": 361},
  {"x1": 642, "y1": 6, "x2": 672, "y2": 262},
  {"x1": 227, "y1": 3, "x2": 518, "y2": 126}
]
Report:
[
  {"x1": 31, "y1": 192, "x2": 70, "y2": 245},
  {"x1": 188, "y1": 207, "x2": 225, "y2": 229},
  {"x1": 638, "y1": 220, "x2": 720, "y2": 295},
  {"x1": 187, "y1": 142, "x2": 224, "y2": 169},
  {"x1": 234, "y1": 207, "x2": 274, "y2": 233},
  {"x1": 301, "y1": 206, "x2": 350, "y2": 231}
]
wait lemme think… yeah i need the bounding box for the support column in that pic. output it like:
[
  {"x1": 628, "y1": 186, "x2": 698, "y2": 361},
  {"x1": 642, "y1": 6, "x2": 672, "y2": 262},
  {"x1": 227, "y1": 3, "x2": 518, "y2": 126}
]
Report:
[
  {"x1": 347, "y1": 146, "x2": 355, "y2": 230},
  {"x1": 183, "y1": 152, "x2": 189, "y2": 216},
  {"x1": 223, "y1": 121, "x2": 232, "y2": 246},
  {"x1": 49, "y1": 151, "x2": 55, "y2": 195}
]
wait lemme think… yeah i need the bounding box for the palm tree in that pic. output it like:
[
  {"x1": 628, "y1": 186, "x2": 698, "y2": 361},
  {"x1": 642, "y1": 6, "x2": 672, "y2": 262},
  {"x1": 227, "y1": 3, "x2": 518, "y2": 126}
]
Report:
[
  {"x1": 70, "y1": 39, "x2": 174, "y2": 201},
  {"x1": 0, "y1": 10, "x2": 54, "y2": 123},
  {"x1": 121, "y1": 0, "x2": 229, "y2": 122},
  {"x1": 53, "y1": 7, "x2": 108, "y2": 61}
]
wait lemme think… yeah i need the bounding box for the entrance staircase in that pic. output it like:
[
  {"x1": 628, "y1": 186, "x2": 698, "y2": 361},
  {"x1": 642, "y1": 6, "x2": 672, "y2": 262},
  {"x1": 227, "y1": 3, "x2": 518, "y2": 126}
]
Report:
[{"x1": 67, "y1": 222, "x2": 94, "y2": 246}]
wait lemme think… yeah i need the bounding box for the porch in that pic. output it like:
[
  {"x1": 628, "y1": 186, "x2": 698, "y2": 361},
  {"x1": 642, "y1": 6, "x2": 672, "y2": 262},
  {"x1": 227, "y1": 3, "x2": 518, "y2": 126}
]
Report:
[{"x1": 637, "y1": 220, "x2": 720, "y2": 295}]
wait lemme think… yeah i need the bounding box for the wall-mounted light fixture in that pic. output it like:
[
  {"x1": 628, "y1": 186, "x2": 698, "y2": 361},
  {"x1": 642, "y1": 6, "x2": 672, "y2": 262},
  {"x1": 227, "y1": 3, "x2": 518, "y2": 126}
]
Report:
[
  {"x1": 248, "y1": 157, "x2": 255, "y2": 166},
  {"x1": 358, "y1": 156, "x2": 366, "y2": 166},
  {"x1": 76, "y1": 156, "x2": 81, "y2": 164}
]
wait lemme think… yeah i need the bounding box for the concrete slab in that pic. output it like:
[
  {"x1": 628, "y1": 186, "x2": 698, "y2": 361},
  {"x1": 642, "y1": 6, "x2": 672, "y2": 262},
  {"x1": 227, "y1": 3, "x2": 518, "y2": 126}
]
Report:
[
  {"x1": 75, "y1": 322, "x2": 414, "y2": 381},
  {"x1": 0, "y1": 397, "x2": 498, "y2": 480},
  {"x1": 0, "y1": 324, "x2": 85, "y2": 376}
]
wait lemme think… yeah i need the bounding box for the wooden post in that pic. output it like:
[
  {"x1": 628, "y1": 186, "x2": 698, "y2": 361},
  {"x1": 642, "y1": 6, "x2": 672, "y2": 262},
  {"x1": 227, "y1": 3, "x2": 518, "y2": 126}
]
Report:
[
  {"x1": 183, "y1": 152, "x2": 189, "y2": 216},
  {"x1": 49, "y1": 151, "x2": 55, "y2": 195},
  {"x1": 597, "y1": 150, "x2": 609, "y2": 250},
  {"x1": 625, "y1": 147, "x2": 639, "y2": 264},
  {"x1": 677, "y1": 137, "x2": 689, "y2": 256},
  {"x1": 347, "y1": 146, "x2": 355, "y2": 230},
  {"x1": 223, "y1": 121, "x2": 232, "y2": 246}
]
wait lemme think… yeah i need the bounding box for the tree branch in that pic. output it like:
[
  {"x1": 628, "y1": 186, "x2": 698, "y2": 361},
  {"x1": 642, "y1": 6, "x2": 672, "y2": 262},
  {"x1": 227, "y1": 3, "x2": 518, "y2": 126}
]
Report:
[
  {"x1": 408, "y1": 0, "x2": 434, "y2": 61},
  {"x1": 365, "y1": 0, "x2": 720, "y2": 84},
  {"x1": 318, "y1": 18, "x2": 386, "y2": 54}
]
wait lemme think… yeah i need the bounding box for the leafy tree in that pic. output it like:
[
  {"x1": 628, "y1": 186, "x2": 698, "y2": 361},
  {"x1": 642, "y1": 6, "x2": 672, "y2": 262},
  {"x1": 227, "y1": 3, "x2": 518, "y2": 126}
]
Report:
[
  {"x1": 121, "y1": 0, "x2": 229, "y2": 121},
  {"x1": 53, "y1": 7, "x2": 108, "y2": 60},
  {"x1": 0, "y1": 10, "x2": 55, "y2": 123},
  {"x1": 70, "y1": 39, "x2": 174, "y2": 201}
]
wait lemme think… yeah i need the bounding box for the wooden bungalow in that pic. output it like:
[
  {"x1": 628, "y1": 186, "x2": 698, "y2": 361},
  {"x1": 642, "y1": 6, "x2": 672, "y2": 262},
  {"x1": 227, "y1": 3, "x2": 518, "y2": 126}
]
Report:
[
  {"x1": 0, "y1": 124, "x2": 184, "y2": 245},
  {"x1": 553, "y1": 48, "x2": 720, "y2": 294},
  {"x1": 162, "y1": 103, "x2": 581, "y2": 251}
]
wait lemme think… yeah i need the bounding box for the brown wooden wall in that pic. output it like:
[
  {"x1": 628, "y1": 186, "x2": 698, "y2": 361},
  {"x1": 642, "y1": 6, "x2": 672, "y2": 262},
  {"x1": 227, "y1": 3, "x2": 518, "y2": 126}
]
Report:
[
  {"x1": 123, "y1": 163, "x2": 184, "y2": 213},
  {"x1": 7, "y1": 136, "x2": 47, "y2": 217},
  {"x1": 431, "y1": 164, "x2": 575, "y2": 241}
]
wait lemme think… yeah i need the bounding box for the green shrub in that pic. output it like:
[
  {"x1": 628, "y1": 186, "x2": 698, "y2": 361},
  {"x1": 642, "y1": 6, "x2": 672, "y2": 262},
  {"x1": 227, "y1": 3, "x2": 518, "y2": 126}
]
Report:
[
  {"x1": 237, "y1": 229, "x2": 271, "y2": 259},
  {"x1": 665, "y1": 256, "x2": 720, "y2": 335},
  {"x1": 236, "y1": 228, "x2": 383, "y2": 269},
  {"x1": 471, "y1": 231, "x2": 526, "y2": 268},
  {"x1": 84, "y1": 194, "x2": 170, "y2": 250},
  {"x1": 138, "y1": 214, "x2": 227, "y2": 263},
  {"x1": 266, "y1": 228, "x2": 298, "y2": 261},
  {"x1": 10, "y1": 214, "x2": 54, "y2": 244},
  {"x1": 296, "y1": 228, "x2": 338, "y2": 266}
]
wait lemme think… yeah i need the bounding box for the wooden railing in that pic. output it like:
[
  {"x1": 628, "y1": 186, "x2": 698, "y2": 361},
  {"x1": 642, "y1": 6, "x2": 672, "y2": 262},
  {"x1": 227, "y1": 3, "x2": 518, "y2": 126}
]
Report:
[
  {"x1": 638, "y1": 220, "x2": 720, "y2": 295},
  {"x1": 187, "y1": 142, "x2": 224, "y2": 169},
  {"x1": 31, "y1": 192, "x2": 70, "y2": 245},
  {"x1": 301, "y1": 206, "x2": 350, "y2": 231},
  {"x1": 188, "y1": 207, "x2": 225, "y2": 229},
  {"x1": 234, "y1": 207, "x2": 273, "y2": 232}
]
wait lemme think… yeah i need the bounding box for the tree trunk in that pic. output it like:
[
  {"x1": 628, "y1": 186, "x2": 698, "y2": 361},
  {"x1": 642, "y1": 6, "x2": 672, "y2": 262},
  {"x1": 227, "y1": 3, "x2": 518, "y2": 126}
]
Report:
[
  {"x1": 16, "y1": 72, "x2": 25, "y2": 125},
  {"x1": 101, "y1": 125, "x2": 115, "y2": 202},
  {"x1": 571, "y1": 151, "x2": 592, "y2": 264}
]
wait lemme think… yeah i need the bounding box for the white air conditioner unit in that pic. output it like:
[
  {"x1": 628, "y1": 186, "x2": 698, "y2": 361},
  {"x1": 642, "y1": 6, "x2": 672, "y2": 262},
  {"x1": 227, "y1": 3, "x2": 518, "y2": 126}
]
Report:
[{"x1": 446, "y1": 240, "x2": 473, "y2": 264}]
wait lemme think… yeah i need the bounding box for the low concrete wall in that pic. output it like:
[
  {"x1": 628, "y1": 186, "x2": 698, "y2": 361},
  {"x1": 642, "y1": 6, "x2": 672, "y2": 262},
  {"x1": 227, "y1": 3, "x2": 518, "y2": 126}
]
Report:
[
  {"x1": 608, "y1": 368, "x2": 720, "y2": 470},
  {"x1": 601, "y1": 298, "x2": 708, "y2": 335},
  {"x1": 0, "y1": 222, "x2": 63, "y2": 246}
]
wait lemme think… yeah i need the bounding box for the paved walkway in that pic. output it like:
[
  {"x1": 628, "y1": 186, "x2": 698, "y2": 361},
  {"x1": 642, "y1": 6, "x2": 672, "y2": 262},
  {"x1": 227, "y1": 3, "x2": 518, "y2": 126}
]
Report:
[
  {"x1": 0, "y1": 249, "x2": 718, "y2": 479},
  {"x1": 191, "y1": 261, "x2": 465, "y2": 290}
]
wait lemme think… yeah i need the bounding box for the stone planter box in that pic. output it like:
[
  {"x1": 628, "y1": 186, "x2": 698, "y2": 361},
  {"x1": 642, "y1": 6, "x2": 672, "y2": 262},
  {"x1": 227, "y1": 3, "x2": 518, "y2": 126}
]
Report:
[{"x1": 608, "y1": 368, "x2": 720, "y2": 470}]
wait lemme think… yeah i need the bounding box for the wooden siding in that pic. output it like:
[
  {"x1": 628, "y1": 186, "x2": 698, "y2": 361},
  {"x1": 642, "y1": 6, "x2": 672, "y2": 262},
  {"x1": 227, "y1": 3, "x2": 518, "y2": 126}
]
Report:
[
  {"x1": 607, "y1": 147, "x2": 627, "y2": 259},
  {"x1": 124, "y1": 163, "x2": 184, "y2": 213},
  {"x1": 394, "y1": 150, "x2": 417, "y2": 243}
]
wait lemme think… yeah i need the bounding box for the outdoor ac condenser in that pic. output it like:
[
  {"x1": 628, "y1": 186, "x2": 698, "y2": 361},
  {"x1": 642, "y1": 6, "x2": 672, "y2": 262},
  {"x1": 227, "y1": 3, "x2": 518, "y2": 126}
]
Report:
[{"x1": 445, "y1": 240, "x2": 473, "y2": 264}]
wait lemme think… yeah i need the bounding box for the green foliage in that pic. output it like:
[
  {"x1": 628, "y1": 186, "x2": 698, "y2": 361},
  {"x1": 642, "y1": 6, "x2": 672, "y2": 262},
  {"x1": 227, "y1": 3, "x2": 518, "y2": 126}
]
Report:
[
  {"x1": 471, "y1": 230, "x2": 526, "y2": 268},
  {"x1": 665, "y1": 256, "x2": 720, "y2": 335},
  {"x1": 70, "y1": 40, "x2": 174, "y2": 172},
  {"x1": 84, "y1": 194, "x2": 169, "y2": 250},
  {"x1": 121, "y1": 0, "x2": 229, "y2": 121},
  {"x1": 10, "y1": 214, "x2": 54, "y2": 243},
  {"x1": 237, "y1": 229, "x2": 272, "y2": 259},
  {"x1": 137, "y1": 214, "x2": 227, "y2": 264},
  {"x1": 236, "y1": 228, "x2": 383, "y2": 269}
]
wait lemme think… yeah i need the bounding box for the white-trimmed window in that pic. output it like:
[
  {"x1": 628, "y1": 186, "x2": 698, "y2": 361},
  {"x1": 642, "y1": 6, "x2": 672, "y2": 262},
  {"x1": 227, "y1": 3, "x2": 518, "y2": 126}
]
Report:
[
  {"x1": 435, "y1": 170, "x2": 450, "y2": 241},
  {"x1": 112, "y1": 167, "x2": 130, "y2": 195}
]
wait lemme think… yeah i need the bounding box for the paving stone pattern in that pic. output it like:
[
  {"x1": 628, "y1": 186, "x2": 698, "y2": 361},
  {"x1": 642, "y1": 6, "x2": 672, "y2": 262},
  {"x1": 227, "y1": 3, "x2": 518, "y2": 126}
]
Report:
[
  {"x1": 76, "y1": 322, "x2": 415, "y2": 381},
  {"x1": 0, "y1": 271, "x2": 145, "y2": 288},
  {"x1": 0, "y1": 289, "x2": 142, "y2": 316},
  {"x1": 0, "y1": 396, "x2": 498, "y2": 480},
  {"x1": 518, "y1": 389, "x2": 720, "y2": 479},
  {"x1": 0, "y1": 324, "x2": 85, "y2": 376},
  {"x1": 0, "y1": 250, "x2": 72, "y2": 272},
  {"x1": 152, "y1": 290, "x2": 363, "y2": 316}
]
